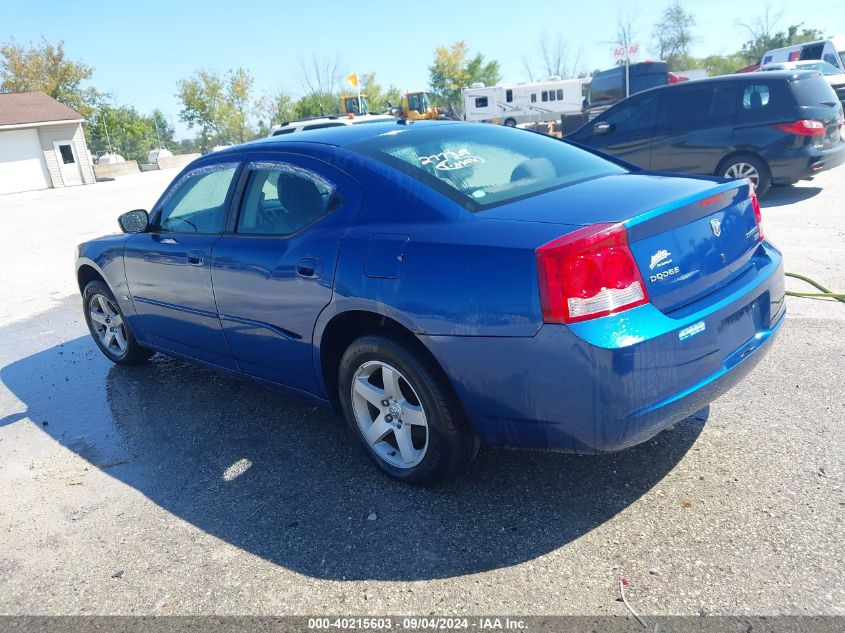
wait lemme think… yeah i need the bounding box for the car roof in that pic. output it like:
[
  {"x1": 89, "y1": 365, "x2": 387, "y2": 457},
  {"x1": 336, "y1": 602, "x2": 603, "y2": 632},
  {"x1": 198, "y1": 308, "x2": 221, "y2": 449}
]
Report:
[
  {"x1": 249, "y1": 119, "x2": 463, "y2": 149},
  {"x1": 622, "y1": 70, "x2": 824, "y2": 101},
  {"x1": 271, "y1": 113, "x2": 395, "y2": 131},
  {"x1": 678, "y1": 70, "x2": 819, "y2": 85}
]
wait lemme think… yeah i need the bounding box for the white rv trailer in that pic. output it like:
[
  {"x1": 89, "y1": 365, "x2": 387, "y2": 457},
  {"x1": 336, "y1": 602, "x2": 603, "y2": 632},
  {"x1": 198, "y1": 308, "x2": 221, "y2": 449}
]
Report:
[
  {"x1": 461, "y1": 76, "x2": 588, "y2": 126},
  {"x1": 761, "y1": 37, "x2": 845, "y2": 73}
]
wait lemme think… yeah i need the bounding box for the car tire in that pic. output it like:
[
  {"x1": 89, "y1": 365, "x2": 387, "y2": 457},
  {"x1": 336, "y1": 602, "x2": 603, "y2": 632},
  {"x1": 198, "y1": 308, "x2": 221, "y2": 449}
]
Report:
[
  {"x1": 504, "y1": 118, "x2": 517, "y2": 127},
  {"x1": 338, "y1": 335, "x2": 479, "y2": 485},
  {"x1": 83, "y1": 280, "x2": 153, "y2": 366},
  {"x1": 719, "y1": 154, "x2": 771, "y2": 197}
]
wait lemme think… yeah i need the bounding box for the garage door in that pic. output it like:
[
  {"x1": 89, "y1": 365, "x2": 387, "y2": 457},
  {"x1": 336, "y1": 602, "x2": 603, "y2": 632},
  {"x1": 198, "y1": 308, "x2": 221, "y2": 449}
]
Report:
[{"x1": 0, "y1": 129, "x2": 51, "y2": 195}]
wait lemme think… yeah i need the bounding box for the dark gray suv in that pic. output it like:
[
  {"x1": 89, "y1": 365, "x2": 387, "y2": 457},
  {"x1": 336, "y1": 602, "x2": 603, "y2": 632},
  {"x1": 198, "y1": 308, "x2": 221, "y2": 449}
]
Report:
[{"x1": 569, "y1": 71, "x2": 845, "y2": 196}]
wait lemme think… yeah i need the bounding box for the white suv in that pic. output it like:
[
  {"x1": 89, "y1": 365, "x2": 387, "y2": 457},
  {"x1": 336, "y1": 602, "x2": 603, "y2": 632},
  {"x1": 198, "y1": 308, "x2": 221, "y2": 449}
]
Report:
[{"x1": 268, "y1": 113, "x2": 395, "y2": 137}]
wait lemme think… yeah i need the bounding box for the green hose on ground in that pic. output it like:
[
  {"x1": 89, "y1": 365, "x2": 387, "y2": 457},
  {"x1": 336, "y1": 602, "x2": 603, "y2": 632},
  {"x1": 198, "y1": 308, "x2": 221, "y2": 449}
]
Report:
[{"x1": 785, "y1": 272, "x2": 845, "y2": 303}]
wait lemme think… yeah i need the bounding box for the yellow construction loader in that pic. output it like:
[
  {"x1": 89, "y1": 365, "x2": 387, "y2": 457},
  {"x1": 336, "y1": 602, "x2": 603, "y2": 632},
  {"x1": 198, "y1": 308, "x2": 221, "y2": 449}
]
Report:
[
  {"x1": 339, "y1": 94, "x2": 370, "y2": 115},
  {"x1": 387, "y1": 92, "x2": 458, "y2": 120}
]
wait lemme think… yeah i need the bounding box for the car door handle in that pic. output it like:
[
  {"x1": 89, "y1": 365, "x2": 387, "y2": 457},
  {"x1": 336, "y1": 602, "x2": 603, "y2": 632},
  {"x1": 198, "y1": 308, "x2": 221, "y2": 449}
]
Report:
[
  {"x1": 187, "y1": 251, "x2": 204, "y2": 266},
  {"x1": 296, "y1": 257, "x2": 322, "y2": 279}
]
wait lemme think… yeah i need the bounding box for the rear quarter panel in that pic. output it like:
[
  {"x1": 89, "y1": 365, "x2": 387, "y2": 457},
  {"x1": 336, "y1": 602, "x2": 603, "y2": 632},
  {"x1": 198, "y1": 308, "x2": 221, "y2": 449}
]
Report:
[{"x1": 323, "y1": 154, "x2": 573, "y2": 337}]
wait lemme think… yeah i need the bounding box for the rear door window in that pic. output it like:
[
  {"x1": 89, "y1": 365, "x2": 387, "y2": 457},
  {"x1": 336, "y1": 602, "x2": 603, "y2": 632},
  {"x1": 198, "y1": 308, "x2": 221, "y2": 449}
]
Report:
[
  {"x1": 660, "y1": 87, "x2": 717, "y2": 128},
  {"x1": 236, "y1": 162, "x2": 338, "y2": 236},
  {"x1": 710, "y1": 85, "x2": 739, "y2": 123}
]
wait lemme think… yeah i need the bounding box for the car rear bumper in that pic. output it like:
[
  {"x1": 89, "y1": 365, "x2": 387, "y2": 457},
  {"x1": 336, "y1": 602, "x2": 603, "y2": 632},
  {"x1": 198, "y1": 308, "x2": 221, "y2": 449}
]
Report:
[
  {"x1": 769, "y1": 139, "x2": 845, "y2": 184},
  {"x1": 425, "y1": 242, "x2": 785, "y2": 453}
]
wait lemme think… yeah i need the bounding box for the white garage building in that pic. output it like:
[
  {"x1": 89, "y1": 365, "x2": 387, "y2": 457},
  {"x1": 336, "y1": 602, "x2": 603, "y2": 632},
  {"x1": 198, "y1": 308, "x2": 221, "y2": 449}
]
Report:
[{"x1": 0, "y1": 92, "x2": 95, "y2": 195}]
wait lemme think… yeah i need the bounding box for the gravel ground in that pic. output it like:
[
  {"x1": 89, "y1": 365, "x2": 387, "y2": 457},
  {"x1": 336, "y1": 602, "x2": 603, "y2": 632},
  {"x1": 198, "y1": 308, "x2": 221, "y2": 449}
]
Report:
[{"x1": 0, "y1": 167, "x2": 843, "y2": 617}]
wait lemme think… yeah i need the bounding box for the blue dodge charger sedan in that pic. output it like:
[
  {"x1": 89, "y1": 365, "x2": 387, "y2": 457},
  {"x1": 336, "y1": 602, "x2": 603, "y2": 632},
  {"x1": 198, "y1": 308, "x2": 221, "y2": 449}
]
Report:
[{"x1": 76, "y1": 121, "x2": 785, "y2": 484}]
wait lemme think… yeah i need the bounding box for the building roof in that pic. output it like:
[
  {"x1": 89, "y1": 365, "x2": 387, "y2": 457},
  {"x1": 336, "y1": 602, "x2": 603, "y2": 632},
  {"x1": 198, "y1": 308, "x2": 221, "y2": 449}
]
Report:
[{"x1": 0, "y1": 91, "x2": 83, "y2": 127}]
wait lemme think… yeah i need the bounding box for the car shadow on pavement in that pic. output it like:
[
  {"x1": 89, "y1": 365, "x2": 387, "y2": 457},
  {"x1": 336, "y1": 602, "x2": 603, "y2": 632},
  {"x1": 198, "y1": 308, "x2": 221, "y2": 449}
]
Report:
[
  {"x1": 1, "y1": 334, "x2": 705, "y2": 581},
  {"x1": 761, "y1": 185, "x2": 822, "y2": 208}
]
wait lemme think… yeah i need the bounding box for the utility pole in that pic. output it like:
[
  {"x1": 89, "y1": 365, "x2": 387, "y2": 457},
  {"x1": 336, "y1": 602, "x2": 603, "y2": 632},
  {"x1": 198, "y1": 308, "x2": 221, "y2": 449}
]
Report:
[
  {"x1": 100, "y1": 110, "x2": 112, "y2": 154},
  {"x1": 153, "y1": 114, "x2": 163, "y2": 149}
]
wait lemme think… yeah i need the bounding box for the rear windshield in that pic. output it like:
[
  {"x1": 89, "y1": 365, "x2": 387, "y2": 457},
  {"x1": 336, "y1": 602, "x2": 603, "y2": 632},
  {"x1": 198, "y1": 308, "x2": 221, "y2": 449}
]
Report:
[
  {"x1": 790, "y1": 74, "x2": 838, "y2": 106},
  {"x1": 347, "y1": 124, "x2": 627, "y2": 210}
]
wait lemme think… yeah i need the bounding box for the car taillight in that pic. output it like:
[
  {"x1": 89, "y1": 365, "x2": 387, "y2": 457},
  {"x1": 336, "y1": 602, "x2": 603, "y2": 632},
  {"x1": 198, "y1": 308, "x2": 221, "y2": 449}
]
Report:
[
  {"x1": 536, "y1": 223, "x2": 649, "y2": 324},
  {"x1": 775, "y1": 119, "x2": 825, "y2": 136},
  {"x1": 750, "y1": 187, "x2": 764, "y2": 242}
]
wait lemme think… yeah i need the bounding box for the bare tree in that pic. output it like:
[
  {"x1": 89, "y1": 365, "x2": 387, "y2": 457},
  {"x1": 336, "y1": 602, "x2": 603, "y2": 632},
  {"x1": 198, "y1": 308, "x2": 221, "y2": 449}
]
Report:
[
  {"x1": 522, "y1": 54, "x2": 536, "y2": 82},
  {"x1": 297, "y1": 53, "x2": 344, "y2": 96},
  {"x1": 523, "y1": 33, "x2": 587, "y2": 80},
  {"x1": 616, "y1": 8, "x2": 637, "y2": 50},
  {"x1": 737, "y1": 4, "x2": 783, "y2": 45},
  {"x1": 613, "y1": 8, "x2": 639, "y2": 66}
]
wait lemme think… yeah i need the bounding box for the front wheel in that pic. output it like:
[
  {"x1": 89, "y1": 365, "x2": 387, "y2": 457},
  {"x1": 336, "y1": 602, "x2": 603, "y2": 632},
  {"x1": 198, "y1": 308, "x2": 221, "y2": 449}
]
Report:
[
  {"x1": 720, "y1": 155, "x2": 771, "y2": 197},
  {"x1": 503, "y1": 118, "x2": 517, "y2": 127},
  {"x1": 338, "y1": 335, "x2": 478, "y2": 485},
  {"x1": 83, "y1": 280, "x2": 153, "y2": 365}
]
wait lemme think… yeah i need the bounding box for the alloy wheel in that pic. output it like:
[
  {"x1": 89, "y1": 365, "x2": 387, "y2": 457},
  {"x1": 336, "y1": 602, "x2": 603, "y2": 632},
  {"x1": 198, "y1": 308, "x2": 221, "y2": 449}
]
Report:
[
  {"x1": 350, "y1": 361, "x2": 429, "y2": 469},
  {"x1": 88, "y1": 293, "x2": 128, "y2": 357},
  {"x1": 724, "y1": 162, "x2": 759, "y2": 187}
]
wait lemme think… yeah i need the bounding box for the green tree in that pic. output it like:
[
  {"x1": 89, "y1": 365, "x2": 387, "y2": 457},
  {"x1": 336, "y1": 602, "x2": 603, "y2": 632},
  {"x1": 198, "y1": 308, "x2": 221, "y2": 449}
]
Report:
[
  {"x1": 653, "y1": 1, "x2": 697, "y2": 70},
  {"x1": 360, "y1": 73, "x2": 402, "y2": 113},
  {"x1": 0, "y1": 38, "x2": 101, "y2": 117},
  {"x1": 739, "y1": 23, "x2": 825, "y2": 65},
  {"x1": 176, "y1": 67, "x2": 256, "y2": 146},
  {"x1": 227, "y1": 67, "x2": 254, "y2": 143},
  {"x1": 87, "y1": 105, "x2": 173, "y2": 163},
  {"x1": 177, "y1": 137, "x2": 202, "y2": 154},
  {"x1": 149, "y1": 109, "x2": 176, "y2": 148},
  {"x1": 294, "y1": 92, "x2": 338, "y2": 118},
  {"x1": 254, "y1": 90, "x2": 297, "y2": 135},
  {"x1": 697, "y1": 53, "x2": 749, "y2": 76},
  {"x1": 429, "y1": 41, "x2": 501, "y2": 109}
]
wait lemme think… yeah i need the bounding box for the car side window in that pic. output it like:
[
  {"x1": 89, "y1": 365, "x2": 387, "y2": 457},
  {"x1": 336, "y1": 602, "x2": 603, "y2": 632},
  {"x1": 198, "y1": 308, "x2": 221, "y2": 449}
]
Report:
[
  {"x1": 236, "y1": 162, "x2": 339, "y2": 236},
  {"x1": 709, "y1": 85, "x2": 739, "y2": 124},
  {"x1": 604, "y1": 95, "x2": 656, "y2": 130},
  {"x1": 742, "y1": 85, "x2": 770, "y2": 110},
  {"x1": 659, "y1": 87, "x2": 718, "y2": 128},
  {"x1": 303, "y1": 122, "x2": 345, "y2": 131},
  {"x1": 156, "y1": 164, "x2": 238, "y2": 233}
]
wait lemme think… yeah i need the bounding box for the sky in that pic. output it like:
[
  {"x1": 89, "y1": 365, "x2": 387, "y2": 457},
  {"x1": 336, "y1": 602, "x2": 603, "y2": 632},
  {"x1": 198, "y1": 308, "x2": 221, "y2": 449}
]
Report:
[{"x1": 4, "y1": 0, "x2": 845, "y2": 139}]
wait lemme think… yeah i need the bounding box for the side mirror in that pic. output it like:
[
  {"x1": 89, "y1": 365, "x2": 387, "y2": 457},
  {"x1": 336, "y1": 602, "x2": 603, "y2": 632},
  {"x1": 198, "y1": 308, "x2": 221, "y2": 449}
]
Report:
[
  {"x1": 593, "y1": 122, "x2": 612, "y2": 135},
  {"x1": 118, "y1": 209, "x2": 149, "y2": 234}
]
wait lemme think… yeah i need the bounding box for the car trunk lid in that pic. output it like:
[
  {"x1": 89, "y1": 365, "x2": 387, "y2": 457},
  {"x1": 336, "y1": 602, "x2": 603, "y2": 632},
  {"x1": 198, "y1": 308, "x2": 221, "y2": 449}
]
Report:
[
  {"x1": 623, "y1": 181, "x2": 761, "y2": 313},
  {"x1": 485, "y1": 174, "x2": 762, "y2": 316}
]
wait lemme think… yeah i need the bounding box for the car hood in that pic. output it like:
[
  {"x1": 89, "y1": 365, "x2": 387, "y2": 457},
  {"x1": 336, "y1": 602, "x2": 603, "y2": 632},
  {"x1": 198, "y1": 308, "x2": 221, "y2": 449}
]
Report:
[{"x1": 476, "y1": 172, "x2": 725, "y2": 226}]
